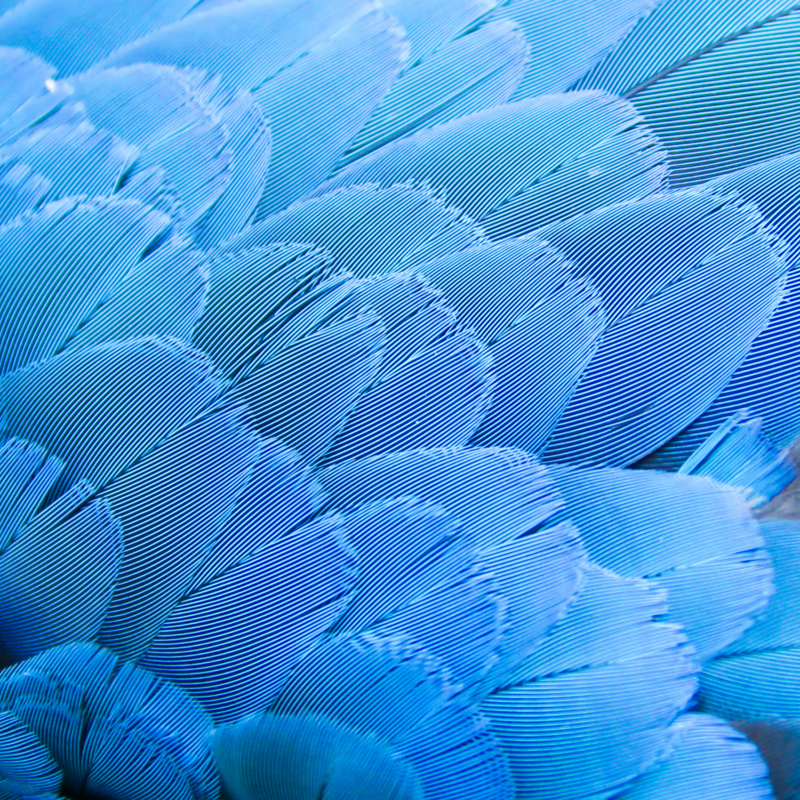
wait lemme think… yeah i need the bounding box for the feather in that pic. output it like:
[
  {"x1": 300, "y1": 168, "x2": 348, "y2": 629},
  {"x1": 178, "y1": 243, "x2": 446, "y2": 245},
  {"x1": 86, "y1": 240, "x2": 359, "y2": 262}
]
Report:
[
  {"x1": 0, "y1": 474, "x2": 121, "y2": 665},
  {"x1": 319, "y1": 446, "x2": 563, "y2": 550},
  {"x1": 340, "y1": 20, "x2": 530, "y2": 165},
  {"x1": 699, "y1": 520, "x2": 800, "y2": 722},
  {"x1": 0, "y1": 198, "x2": 171, "y2": 377},
  {"x1": 66, "y1": 65, "x2": 231, "y2": 228},
  {"x1": 271, "y1": 633, "x2": 515, "y2": 800},
  {"x1": 97, "y1": 398, "x2": 260, "y2": 660},
  {"x1": 316, "y1": 92, "x2": 668, "y2": 236},
  {"x1": 732, "y1": 719, "x2": 800, "y2": 800},
  {"x1": 0, "y1": 337, "x2": 226, "y2": 501},
  {"x1": 542, "y1": 193, "x2": 787, "y2": 466},
  {"x1": 139, "y1": 513, "x2": 353, "y2": 723},
  {"x1": 552, "y1": 465, "x2": 774, "y2": 661},
  {"x1": 100, "y1": 0, "x2": 371, "y2": 92},
  {"x1": 0, "y1": 642, "x2": 217, "y2": 800},
  {"x1": 0, "y1": 710, "x2": 61, "y2": 798},
  {"x1": 484, "y1": 565, "x2": 697, "y2": 800},
  {"x1": 0, "y1": 160, "x2": 50, "y2": 226},
  {"x1": 620, "y1": 713, "x2": 774, "y2": 800},
  {"x1": 0, "y1": 0, "x2": 199, "y2": 76},
  {"x1": 0, "y1": 121, "x2": 138, "y2": 204},
  {"x1": 212, "y1": 711, "x2": 423, "y2": 800},
  {"x1": 252, "y1": 10, "x2": 408, "y2": 218},
  {"x1": 643, "y1": 157, "x2": 800, "y2": 469},
  {"x1": 495, "y1": 0, "x2": 654, "y2": 100},
  {"x1": 381, "y1": 0, "x2": 496, "y2": 66},
  {"x1": 189, "y1": 437, "x2": 326, "y2": 588},
  {"x1": 578, "y1": 0, "x2": 800, "y2": 185},
  {"x1": 676, "y1": 411, "x2": 797, "y2": 507},
  {"x1": 223, "y1": 184, "x2": 484, "y2": 278}
]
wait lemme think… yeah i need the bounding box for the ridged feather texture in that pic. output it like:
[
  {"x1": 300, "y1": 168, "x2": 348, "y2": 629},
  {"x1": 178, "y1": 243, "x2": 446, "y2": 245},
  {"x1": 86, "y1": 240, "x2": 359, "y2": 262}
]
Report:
[{"x1": 0, "y1": 1, "x2": 798, "y2": 798}]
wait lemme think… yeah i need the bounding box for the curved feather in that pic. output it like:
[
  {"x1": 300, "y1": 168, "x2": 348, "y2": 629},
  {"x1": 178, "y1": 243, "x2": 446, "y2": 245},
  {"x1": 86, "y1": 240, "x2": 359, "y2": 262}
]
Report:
[
  {"x1": 212, "y1": 711, "x2": 423, "y2": 800},
  {"x1": 0, "y1": 161, "x2": 49, "y2": 226},
  {"x1": 0, "y1": 121, "x2": 137, "y2": 204},
  {"x1": 0, "y1": 46, "x2": 54, "y2": 121},
  {"x1": 643, "y1": 156, "x2": 800, "y2": 469},
  {"x1": 0, "y1": 643, "x2": 217, "y2": 800},
  {"x1": 552, "y1": 466, "x2": 774, "y2": 661},
  {"x1": 0, "y1": 477, "x2": 121, "y2": 665},
  {"x1": 620, "y1": 713, "x2": 773, "y2": 800},
  {"x1": 0, "y1": 0, "x2": 199, "y2": 75},
  {"x1": 100, "y1": 0, "x2": 371, "y2": 92},
  {"x1": 484, "y1": 565, "x2": 697, "y2": 800},
  {"x1": 139, "y1": 513, "x2": 353, "y2": 723},
  {"x1": 189, "y1": 437, "x2": 326, "y2": 589},
  {"x1": 340, "y1": 20, "x2": 530, "y2": 165},
  {"x1": 252, "y1": 10, "x2": 408, "y2": 218},
  {"x1": 0, "y1": 197, "x2": 171, "y2": 377},
  {"x1": 225, "y1": 184, "x2": 484, "y2": 280},
  {"x1": 316, "y1": 92, "x2": 668, "y2": 236},
  {"x1": 0, "y1": 711, "x2": 61, "y2": 798},
  {"x1": 0, "y1": 439, "x2": 62, "y2": 552},
  {"x1": 733, "y1": 719, "x2": 800, "y2": 800},
  {"x1": 68, "y1": 65, "x2": 231, "y2": 228},
  {"x1": 97, "y1": 398, "x2": 261, "y2": 660},
  {"x1": 381, "y1": 0, "x2": 496, "y2": 66},
  {"x1": 319, "y1": 446, "x2": 563, "y2": 551},
  {"x1": 0, "y1": 337, "x2": 226, "y2": 502},
  {"x1": 674, "y1": 412, "x2": 796, "y2": 507},
  {"x1": 495, "y1": 0, "x2": 654, "y2": 100},
  {"x1": 272, "y1": 633, "x2": 515, "y2": 800},
  {"x1": 231, "y1": 311, "x2": 385, "y2": 463},
  {"x1": 542, "y1": 193, "x2": 787, "y2": 466},
  {"x1": 63, "y1": 237, "x2": 209, "y2": 351}
]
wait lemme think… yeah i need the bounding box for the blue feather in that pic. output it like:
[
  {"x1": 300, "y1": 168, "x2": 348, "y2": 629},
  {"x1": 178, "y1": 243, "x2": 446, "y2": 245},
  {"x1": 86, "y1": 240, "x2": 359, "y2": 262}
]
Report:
[
  {"x1": 578, "y1": 0, "x2": 800, "y2": 184},
  {"x1": 0, "y1": 642, "x2": 217, "y2": 799},
  {"x1": 0, "y1": 710, "x2": 61, "y2": 798},
  {"x1": 0, "y1": 160, "x2": 49, "y2": 226},
  {"x1": 139, "y1": 513, "x2": 353, "y2": 723},
  {"x1": 341, "y1": 19, "x2": 530, "y2": 165},
  {"x1": 552, "y1": 465, "x2": 774, "y2": 661},
  {"x1": 252, "y1": 10, "x2": 408, "y2": 218},
  {"x1": 542, "y1": 193, "x2": 787, "y2": 466},
  {"x1": 484, "y1": 565, "x2": 697, "y2": 800},
  {"x1": 319, "y1": 446, "x2": 563, "y2": 550},
  {"x1": 620, "y1": 713, "x2": 773, "y2": 800},
  {"x1": 676, "y1": 411, "x2": 797, "y2": 506},
  {"x1": 0, "y1": 198, "x2": 171, "y2": 377},
  {"x1": 271, "y1": 633, "x2": 515, "y2": 800},
  {"x1": 316, "y1": 92, "x2": 667, "y2": 236},
  {"x1": 212, "y1": 711, "x2": 423, "y2": 800},
  {"x1": 221, "y1": 183, "x2": 485, "y2": 277},
  {"x1": 496, "y1": 0, "x2": 654, "y2": 99}
]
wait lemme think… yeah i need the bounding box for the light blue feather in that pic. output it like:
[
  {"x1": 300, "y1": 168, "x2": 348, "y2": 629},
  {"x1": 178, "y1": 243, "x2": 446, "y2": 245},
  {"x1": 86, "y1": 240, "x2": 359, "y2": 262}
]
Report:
[
  {"x1": 0, "y1": 0, "x2": 199, "y2": 75},
  {"x1": 577, "y1": 0, "x2": 800, "y2": 184},
  {"x1": 495, "y1": 0, "x2": 654, "y2": 100},
  {"x1": 319, "y1": 446, "x2": 563, "y2": 550},
  {"x1": 551, "y1": 466, "x2": 774, "y2": 661},
  {"x1": 224, "y1": 184, "x2": 484, "y2": 278},
  {"x1": 484, "y1": 565, "x2": 697, "y2": 800},
  {"x1": 0, "y1": 337, "x2": 226, "y2": 501},
  {"x1": 0, "y1": 198, "x2": 171, "y2": 377},
  {"x1": 0, "y1": 161, "x2": 49, "y2": 226},
  {"x1": 252, "y1": 10, "x2": 407, "y2": 218},
  {"x1": 139, "y1": 513, "x2": 353, "y2": 723},
  {"x1": 316, "y1": 92, "x2": 667, "y2": 236},
  {"x1": 340, "y1": 19, "x2": 529, "y2": 165},
  {"x1": 542, "y1": 193, "x2": 787, "y2": 466},
  {"x1": 620, "y1": 713, "x2": 774, "y2": 800},
  {"x1": 271, "y1": 633, "x2": 515, "y2": 800},
  {"x1": 0, "y1": 643, "x2": 217, "y2": 800},
  {"x1": 212, "y1": 711, "x2": 423, "y2": 800}
]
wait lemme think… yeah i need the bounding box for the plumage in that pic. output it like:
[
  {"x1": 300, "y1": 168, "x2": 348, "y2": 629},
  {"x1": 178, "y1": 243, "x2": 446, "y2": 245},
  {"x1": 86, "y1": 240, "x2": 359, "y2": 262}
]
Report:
[{"x1": 0, "y1": 0, "x2": 799, "y2": 797}]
